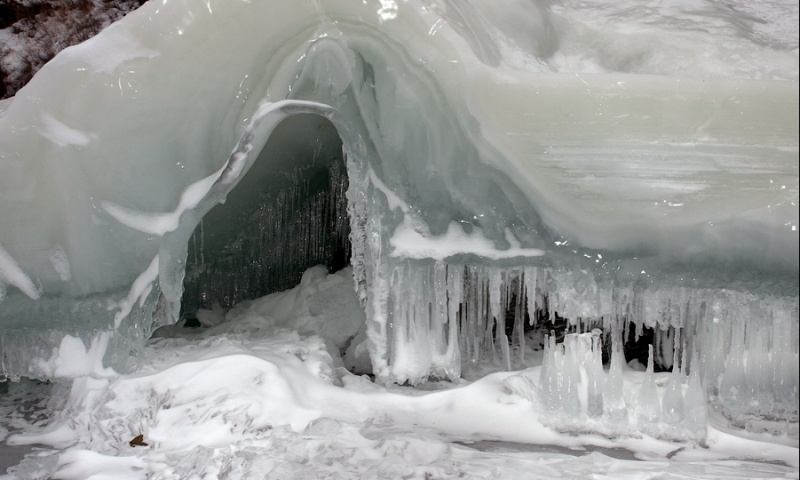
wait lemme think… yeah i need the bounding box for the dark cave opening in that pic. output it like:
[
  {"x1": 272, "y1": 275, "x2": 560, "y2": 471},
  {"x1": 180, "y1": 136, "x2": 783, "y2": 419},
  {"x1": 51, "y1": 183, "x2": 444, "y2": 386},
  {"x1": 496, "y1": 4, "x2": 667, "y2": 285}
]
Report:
[
  {"x1": 179, "y1": 114, "x2": 351, "y2": 319},
  {"x1": 172, "y1": 112, "x2": 679, "y2": 375},
  {"x1": 477, "y1": 278, "x2": 678, "y2": 372}
]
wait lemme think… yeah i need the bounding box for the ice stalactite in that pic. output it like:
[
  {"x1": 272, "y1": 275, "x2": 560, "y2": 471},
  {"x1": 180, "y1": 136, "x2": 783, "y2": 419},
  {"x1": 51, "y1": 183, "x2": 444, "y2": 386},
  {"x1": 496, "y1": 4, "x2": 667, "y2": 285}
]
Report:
[
  {"x1": 350, "y1": 242, "x2": 798, "y2": 439},
  {"x1": 637, "y1": 345, "x2": 661, "y2": 431}
]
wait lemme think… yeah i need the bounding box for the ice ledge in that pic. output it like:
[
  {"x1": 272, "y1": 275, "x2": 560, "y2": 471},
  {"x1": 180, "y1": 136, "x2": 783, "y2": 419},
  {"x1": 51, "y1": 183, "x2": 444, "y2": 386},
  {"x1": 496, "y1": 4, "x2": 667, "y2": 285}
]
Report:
[{"x1": 390, "y1": 217, "x2": 544, "y2": 261}]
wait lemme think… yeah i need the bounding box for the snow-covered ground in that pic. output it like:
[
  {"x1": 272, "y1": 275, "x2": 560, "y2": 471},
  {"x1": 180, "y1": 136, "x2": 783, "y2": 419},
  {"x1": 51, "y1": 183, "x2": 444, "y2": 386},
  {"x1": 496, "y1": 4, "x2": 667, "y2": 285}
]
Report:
[{"x1": 1, "y1": 266, "x2": 797, "y2": 479}]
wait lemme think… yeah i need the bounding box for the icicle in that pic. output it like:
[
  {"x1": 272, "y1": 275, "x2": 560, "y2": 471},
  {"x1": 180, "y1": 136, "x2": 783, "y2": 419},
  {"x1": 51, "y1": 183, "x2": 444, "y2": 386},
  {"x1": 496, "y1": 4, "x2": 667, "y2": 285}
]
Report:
[
  {"x1": 657, "y1": 327, "x2": 674, "y2": 370},
  {"x1": 684, "y1": 350, "x2": 707, "y2": 441},
  {"x1": 524, "y1": 266, "x2": 538, "y2": 328},
  {"x1": 586, "y1": 329, "x2": 605, "y2": 418},
  {"x1": 637, "y1": 345, "x2": 661, "y2": 429},
  {"x1": 745, "y1": 327, "x2": 774, "y2": 416},
  {"x1": 443, "y1": 264, "x2": 462, "y2": 380},
  {"x1": 540, "y1": 333, "x2": 559, "y2": 413},
  {"x1": 500, "y1": 334, "x2": 512, "y2": 371},
  {"x1": 489, "y1": 268, "x2": 503, "y2": 364},
  {"x1": 561, "y1": 334, "x2": 582, "y2": 420},
  {"x1": 488, "y1": 268, "x2": 503, "y2": 323},
  {"x1": 771, "y1": 308, "x2": 799, "y2": 416},
  {"x1": 662, "y1": 336, "x2": 685, "y2": 427},
  {"x1": 719, "y1": 319, "x2": 747, "y2": 417},
  {"x1": 552, "y1": 342, "x2": 566, "y2": 416},
  {"x1": 604, "y1": 334, "x2": 628, "y2": 425},
  {"x1": 514, "y1": 276, "x2": 525, "y2": 364},
  {"x1": 432, "y1": 262, "x2": 448, "y2": 353}
]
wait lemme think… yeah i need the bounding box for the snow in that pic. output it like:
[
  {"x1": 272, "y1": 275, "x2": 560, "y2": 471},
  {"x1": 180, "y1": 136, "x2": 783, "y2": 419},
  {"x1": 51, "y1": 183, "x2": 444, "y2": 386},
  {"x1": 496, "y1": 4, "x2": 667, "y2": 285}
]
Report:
[
  {"x1": 390, "y1": 218, "x2": 545, "y2": 261},
  {"x1": 113, "y1": 255, "x2": 159, "y2": 329},
  {"x1": 34, "y1": 333, "x2": 116, "y2": 380},
  {"x1": 2, "y1": 267, "x2": 797, "y2": 478},
  {"x1": 37, "y1": 113, "x2": 94, "y2": 147}
]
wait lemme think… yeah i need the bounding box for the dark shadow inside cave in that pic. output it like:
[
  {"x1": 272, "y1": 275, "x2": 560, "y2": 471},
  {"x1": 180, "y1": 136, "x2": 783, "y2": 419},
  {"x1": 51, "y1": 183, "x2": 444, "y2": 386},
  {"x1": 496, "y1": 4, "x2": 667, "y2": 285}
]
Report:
[
  {"x1": 179, "y1": 114, "x2": 351, "y2": 318},
  {"x1": 172, "y1": 113, "x2": 678, "y2": 374},
  {"x1": 476, "y1": 279, "x2": 679, "y2": 372}
]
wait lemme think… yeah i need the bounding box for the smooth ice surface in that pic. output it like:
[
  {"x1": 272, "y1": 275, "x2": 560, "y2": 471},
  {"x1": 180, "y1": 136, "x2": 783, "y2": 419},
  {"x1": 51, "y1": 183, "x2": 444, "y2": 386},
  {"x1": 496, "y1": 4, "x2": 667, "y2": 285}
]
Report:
[{"x1": 0, "y1": 0, "x2": 797, "y2": 410}]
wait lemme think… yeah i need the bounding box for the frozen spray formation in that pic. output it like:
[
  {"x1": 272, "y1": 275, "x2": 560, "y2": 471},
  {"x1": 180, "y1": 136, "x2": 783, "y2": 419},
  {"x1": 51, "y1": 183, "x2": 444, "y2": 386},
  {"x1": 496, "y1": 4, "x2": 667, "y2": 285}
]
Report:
[{"x1": 0, "y1": 0, "x2": 797, "y2": 441}]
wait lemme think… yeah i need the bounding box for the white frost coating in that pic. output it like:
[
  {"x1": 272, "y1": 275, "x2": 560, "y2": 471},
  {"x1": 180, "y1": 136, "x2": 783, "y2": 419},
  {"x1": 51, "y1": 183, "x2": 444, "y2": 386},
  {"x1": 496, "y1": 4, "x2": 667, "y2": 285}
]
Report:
[
  {"x1": 113, "y1": 255, "x2": 159, "y2": 328},
  {"x1": 101, "y1": 165, "x2": 225, "y2": 236},
  {"x1": 0, "y1": 242, "x2": 40, "y2": 300},
  {"x1": 34, "y1": 332, "x2": 117, "y2": 379},
  {"x1": 37, "y1": 113, "x2": 93, "y2": 147},
  {"x1": 390, "y1": 217, "x2": 544, "y2": 260}
]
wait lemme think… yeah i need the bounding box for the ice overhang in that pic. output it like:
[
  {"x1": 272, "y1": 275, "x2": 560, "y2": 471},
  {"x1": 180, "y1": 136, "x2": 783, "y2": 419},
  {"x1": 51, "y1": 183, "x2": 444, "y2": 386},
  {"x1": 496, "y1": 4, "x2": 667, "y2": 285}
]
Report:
[{"x1": 0, "y1": 0, "x2": 796, "y2": 390}]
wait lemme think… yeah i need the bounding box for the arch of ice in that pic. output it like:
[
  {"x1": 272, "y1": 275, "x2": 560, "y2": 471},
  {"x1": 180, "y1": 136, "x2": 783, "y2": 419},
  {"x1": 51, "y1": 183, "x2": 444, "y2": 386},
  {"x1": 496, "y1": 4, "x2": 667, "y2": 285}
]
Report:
[{"x1": 0, "y1": 0, "x2": 797, "y2": 439}]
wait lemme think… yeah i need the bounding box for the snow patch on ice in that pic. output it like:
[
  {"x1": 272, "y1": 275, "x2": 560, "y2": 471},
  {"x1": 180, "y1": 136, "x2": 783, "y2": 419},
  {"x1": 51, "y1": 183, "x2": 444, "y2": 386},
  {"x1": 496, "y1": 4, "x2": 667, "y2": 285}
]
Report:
[
  {"x1": 34, "y1": 332, "x2": 117, "y2": 379},
  {"x1": 37, "y1": 113, "x2": 93, "y2": 147},
  {"x1": 101, "y1": 165, "x2": 224, "y2": 236},
  {"x1": 58, "y1": 25, "x2": 159, "y2": 75},
  {"x1": 113, "y1": 255, "x2": 159, "y2": 328},
  {"x1": 391, "y1": 217, "x2": 545, "y2": 260},
  {"x1": 368, "y1": 167, "x2": 408, "y2": 213}
]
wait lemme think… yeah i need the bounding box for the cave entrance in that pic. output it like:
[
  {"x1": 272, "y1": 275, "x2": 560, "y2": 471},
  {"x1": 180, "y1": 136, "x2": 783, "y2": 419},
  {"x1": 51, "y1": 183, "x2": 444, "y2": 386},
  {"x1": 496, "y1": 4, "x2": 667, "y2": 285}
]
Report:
[{"x1": 180, "y1": 114, "x2": 351, "y2": 317}]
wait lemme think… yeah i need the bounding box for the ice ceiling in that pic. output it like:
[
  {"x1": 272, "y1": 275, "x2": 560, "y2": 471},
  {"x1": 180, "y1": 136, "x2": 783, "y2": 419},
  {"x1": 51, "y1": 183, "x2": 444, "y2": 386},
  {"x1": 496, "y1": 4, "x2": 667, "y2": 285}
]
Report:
[{"x1": 0, "y1": 0, "x2": 797, "y2": 432}]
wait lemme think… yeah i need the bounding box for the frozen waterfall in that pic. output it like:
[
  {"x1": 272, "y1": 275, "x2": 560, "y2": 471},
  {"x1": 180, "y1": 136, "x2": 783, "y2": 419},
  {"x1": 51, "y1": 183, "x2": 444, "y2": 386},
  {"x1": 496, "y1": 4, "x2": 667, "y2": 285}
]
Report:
[{"x1": 0, "y1": 0, "x2": 797, "y2": 443}]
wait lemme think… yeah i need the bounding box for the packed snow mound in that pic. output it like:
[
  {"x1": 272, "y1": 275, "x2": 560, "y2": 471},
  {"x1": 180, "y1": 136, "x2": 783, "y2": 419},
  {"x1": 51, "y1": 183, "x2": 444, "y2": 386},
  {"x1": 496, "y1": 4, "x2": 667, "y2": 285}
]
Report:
[{"x1": 152, "y1": 266, "x2": 370, "y2": 373}]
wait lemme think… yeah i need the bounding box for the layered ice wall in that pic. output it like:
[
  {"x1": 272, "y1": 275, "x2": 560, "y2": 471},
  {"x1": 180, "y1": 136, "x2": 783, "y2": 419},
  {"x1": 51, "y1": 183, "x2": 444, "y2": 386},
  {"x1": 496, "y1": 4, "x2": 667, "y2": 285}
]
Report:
[{"x1": 0, "y1": 0, "x2": 797, "y2": 432}]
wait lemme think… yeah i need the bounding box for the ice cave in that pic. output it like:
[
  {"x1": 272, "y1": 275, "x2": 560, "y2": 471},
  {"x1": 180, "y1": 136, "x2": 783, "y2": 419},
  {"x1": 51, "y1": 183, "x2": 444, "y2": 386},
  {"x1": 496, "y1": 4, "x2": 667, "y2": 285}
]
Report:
[{"x1": 0, "y1": 0, "x2": 798, "y2": 477}]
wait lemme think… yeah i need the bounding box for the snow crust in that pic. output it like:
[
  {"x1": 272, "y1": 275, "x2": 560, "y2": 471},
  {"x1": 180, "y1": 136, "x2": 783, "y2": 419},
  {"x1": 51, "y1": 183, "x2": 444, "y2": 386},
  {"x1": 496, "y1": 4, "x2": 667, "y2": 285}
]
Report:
[{"x1": 390, "y1": 218, "x2": 545, "y2": 261}]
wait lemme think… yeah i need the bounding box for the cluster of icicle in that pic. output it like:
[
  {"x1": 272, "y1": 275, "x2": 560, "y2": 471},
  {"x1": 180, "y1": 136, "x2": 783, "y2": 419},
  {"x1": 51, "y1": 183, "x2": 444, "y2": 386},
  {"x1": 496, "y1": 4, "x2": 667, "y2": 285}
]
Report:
[
  {"x1": 537, "y1": 330, "x2": 707, "y2": 441},
  {"x1": 377, "y1": 263, "x2": 798, "y2": 438}
]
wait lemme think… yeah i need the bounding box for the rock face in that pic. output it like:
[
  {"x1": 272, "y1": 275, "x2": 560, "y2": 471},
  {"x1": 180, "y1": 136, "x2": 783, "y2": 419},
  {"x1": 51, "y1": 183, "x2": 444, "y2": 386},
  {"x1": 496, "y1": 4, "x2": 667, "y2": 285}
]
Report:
[{"x1": 0, "y1": 0, "x2": 147, "y2": 99}]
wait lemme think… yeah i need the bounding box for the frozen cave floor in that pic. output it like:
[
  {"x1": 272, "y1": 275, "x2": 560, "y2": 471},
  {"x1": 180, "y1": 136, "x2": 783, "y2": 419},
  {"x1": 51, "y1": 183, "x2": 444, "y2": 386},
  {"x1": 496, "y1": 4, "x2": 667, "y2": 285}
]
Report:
[{"x1": 1, "y1": 270, "x2": 798, "y2": 479}]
